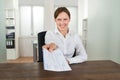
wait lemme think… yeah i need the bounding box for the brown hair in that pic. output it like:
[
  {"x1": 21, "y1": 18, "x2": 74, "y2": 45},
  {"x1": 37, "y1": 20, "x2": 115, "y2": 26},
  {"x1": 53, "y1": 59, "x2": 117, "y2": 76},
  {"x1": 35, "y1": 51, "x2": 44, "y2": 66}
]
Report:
[{"x1": 54, "y1": 7, "x2": 71, "y2": 19}]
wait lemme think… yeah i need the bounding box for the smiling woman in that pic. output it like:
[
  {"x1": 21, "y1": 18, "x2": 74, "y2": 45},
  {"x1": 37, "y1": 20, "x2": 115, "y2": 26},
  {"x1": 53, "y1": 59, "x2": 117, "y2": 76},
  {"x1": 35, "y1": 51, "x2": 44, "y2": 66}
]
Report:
[{"x1": 43, "y1": 7, "x2": 87, "y2": 64}]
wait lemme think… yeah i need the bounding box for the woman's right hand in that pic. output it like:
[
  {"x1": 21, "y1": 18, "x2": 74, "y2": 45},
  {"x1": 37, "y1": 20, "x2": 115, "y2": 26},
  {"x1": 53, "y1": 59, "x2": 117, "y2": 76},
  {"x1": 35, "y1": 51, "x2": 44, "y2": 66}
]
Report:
[{"x1": 42, "y1": 43, "x2": 57, "y2": 52}]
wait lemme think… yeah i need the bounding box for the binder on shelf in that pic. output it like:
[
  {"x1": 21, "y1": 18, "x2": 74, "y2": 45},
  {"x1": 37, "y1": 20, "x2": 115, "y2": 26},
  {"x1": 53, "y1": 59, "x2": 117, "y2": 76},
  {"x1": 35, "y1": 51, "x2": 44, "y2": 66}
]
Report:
[{"x1": 6, "y1": 39, "x2": 15, "y2": 49}]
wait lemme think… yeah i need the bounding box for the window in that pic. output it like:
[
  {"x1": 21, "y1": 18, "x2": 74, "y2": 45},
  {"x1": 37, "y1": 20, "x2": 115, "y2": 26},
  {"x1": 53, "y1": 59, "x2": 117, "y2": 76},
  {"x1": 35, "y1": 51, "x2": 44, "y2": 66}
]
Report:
[
  {"x1": 20, "y1": 6, "x2": 44, "y2": 36},
  {"x1": 33, "y1": 6, "x2": 44, "y2": 35}
]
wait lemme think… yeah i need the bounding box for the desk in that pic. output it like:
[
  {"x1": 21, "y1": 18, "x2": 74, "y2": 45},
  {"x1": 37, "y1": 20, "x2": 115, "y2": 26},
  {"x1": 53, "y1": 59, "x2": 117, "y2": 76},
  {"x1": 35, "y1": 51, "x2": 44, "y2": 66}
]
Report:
[{"x1": 0, "y1": 60, "x2": 120, "y2": 80}]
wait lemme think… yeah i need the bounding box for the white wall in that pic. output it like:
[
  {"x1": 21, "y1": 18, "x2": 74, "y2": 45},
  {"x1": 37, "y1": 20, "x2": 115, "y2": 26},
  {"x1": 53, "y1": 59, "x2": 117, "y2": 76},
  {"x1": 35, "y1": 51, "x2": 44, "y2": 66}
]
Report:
[
  {"x1": 0, "y1": 0, "x2": 6, "y2": 62},
  {"x1": 44, "y1": 0, "x2": 54, "y2": 30},
  {"x1": 19, "y1": 0, "x2": 44, "y2": 6},
  {"x1": 78, "y1": 0, "x2": 84, "y2": 36},
  {"x1": 108, "y1": 0, "x2": 120, "y2": 63},
  {"x1": 5, "y1": 0, "x2": 14, "y2": 9},
  {"x1": 87, "y1": 0, "x2": 120, "y2": 63}
]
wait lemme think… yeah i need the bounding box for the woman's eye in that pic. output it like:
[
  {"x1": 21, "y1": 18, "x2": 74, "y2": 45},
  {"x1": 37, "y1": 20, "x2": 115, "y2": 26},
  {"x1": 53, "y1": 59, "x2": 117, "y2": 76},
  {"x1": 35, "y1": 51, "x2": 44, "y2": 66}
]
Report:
[
  {"x1": 57, "y1": 19, "x2": 61, "y2": 21},
  {"x1": 64, "y1": 18, "x2": 68, "y2": 21}
]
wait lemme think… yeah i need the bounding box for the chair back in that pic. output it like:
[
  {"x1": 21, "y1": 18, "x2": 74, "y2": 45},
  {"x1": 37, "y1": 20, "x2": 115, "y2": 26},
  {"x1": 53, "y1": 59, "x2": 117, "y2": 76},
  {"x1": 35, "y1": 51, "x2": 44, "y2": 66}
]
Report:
[{"x1": 38, "y1": 31, "x2": 47, "y2": 62}]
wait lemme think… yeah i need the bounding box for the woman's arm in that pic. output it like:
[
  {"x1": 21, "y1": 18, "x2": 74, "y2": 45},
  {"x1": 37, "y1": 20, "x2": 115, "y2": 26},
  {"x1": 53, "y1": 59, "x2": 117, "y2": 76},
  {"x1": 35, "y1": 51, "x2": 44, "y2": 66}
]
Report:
[
  {"x1": 67, "y1": 34, "x2": 88, "y2": 64},
  {"x1": 42, "y1": 31, "x2": 57, "y2": 52}
]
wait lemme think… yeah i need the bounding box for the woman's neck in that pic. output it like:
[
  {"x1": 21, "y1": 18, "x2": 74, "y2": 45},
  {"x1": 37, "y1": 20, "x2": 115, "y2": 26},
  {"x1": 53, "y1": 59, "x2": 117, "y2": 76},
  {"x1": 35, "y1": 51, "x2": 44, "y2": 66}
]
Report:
[{"x1": 60, "y1": 29, "x2": 69, "y2": 37}]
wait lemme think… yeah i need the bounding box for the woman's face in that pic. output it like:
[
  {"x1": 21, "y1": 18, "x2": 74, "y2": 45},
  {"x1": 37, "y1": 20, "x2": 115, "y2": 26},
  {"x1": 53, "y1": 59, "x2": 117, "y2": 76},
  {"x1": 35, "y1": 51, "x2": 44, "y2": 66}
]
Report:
[{"x1": 55, "y1": 12, "x2": 70, "y2": 32}]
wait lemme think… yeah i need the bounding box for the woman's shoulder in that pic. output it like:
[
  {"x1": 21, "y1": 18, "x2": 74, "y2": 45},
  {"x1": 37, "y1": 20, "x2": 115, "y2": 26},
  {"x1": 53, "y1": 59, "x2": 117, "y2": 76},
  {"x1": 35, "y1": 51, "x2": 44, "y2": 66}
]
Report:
[
  {"x1": 46, "y1": 30, "x2": 54, "y2": 33},
  {"x1": 46, "y1": 30, "x2": 55, "y2": 36},
  {"x1": 69, "y1": 30, "x2": 79, "y2": 37}
]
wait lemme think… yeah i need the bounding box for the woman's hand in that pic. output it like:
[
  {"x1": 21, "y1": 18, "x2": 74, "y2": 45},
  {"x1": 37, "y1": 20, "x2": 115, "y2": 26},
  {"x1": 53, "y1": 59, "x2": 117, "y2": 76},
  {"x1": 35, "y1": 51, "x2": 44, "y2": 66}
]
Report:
[
  {"x1": 42, "y1": 43, "x2": 57, "y2": 52},
  {"x1": 66, "y1": 59, "x2": 70, "y2": 64}
]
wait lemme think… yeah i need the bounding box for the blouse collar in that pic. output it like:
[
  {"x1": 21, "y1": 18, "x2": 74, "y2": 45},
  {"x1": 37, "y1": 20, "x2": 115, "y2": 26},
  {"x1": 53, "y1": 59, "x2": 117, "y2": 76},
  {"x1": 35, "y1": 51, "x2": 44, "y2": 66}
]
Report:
[{"x1": 54, "y1": 27, "x2": 72, "y2": 36}]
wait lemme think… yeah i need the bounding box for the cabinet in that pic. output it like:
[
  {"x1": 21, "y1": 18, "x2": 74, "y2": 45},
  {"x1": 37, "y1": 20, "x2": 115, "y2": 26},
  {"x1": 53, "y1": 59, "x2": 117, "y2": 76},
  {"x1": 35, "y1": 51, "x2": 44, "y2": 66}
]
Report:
[{"x1": 5, "y1": 9, "x2": 16, "y2": 59}]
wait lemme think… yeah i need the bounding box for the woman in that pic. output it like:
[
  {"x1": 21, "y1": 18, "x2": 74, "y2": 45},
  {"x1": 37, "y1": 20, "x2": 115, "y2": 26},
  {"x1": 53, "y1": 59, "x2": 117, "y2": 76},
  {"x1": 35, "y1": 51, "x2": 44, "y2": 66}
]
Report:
[{"x1": 43, "y1": 7, "x2": 87, "y2": 64}]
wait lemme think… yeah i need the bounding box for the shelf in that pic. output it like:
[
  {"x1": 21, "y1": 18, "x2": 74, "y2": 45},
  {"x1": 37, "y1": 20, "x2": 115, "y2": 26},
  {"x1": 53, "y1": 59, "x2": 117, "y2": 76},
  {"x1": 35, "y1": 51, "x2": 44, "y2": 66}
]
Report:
[
  {"x1": 5, "y1": 8, "x2": 15, "y2": 49},
  {"x1": 6, "y1": 26, "x2": 15, "y2": 29},
  {"x1": 6, "y1": 18, "x2": 14, "y2": 20},
  {"x1": 6, "y1": 38, "x2": 15, "y2": 40},
  {"x1": 7, "y1": 49, "x2": 16, "y2": 59},
  {"x1": 5, "y1": 3, "x2": 18, "y2": 60}
]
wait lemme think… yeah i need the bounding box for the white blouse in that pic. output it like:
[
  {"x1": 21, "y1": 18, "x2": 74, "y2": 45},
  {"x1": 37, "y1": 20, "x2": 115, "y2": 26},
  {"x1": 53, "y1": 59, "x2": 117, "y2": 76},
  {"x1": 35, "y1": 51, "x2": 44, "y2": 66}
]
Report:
[{"x1": 45, "y1": 28, "x2": 87, "y2": 64}]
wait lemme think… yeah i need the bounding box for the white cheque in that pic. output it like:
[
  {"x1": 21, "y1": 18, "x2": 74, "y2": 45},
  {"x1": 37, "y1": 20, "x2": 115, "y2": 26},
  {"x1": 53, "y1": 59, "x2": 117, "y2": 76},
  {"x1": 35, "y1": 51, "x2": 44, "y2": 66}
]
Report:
[{"x1": 43, "y1": 48, "x2": 72, "y2": 72}]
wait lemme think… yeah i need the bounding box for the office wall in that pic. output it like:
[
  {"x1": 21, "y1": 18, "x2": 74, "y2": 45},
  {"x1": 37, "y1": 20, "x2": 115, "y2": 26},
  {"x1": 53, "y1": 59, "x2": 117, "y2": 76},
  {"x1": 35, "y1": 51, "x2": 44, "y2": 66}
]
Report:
[
  {"x1": 108, "y1": 0, "x2": 120, "y2": 63},
  {"x1": 5, "y1": 0, "x2": 14, "y2": 9},
  {"x1": 0, "y1": 0, "x2": 6, "y2": 62},
  {"x1": 87, "y1": 0, "x2": 120, "y2": 63}
]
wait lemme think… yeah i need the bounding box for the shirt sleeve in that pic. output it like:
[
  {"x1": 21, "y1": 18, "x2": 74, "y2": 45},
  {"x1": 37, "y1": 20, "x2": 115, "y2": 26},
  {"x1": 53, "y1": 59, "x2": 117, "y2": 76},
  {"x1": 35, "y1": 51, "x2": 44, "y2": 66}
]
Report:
[
  {"x1": 45, "y1": 31, "x2": 56, "y2": 44},
  {"x1": 67, "y1": 34, "x2": 88, "y2": 64}
]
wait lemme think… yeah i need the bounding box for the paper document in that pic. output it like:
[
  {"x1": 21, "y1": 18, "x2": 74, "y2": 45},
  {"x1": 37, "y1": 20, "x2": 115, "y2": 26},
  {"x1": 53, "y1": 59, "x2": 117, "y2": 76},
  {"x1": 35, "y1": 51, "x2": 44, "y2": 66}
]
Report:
[{"x1": 43, "y1": 48, "x2": 72, "y2": 72}]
